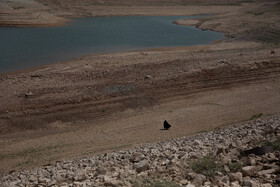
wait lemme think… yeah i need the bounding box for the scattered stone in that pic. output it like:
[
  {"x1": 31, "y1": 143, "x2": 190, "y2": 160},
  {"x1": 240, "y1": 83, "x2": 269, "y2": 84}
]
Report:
[
  {"x1": 144, "y1": 75, "x2": 152, "y2": 79},
  {"x1": 129, "y1": 153, "x2": 145, "y2": 163},
  {"x1": 74, "y1": 170, "x2": 86, "y2": 181},
  {"x1": 262, "y1": 184, "x2": 273, "y2": 187},
  {"x1": 216, "y1": 146, "x2": 226, "y2": 156},
  {"x1": 204, "y1": 181, "x2": 212, "y2": 186},
  {"x1": 242, "y1": 179, "x2": 257, "y2": 187},
  {"x1": 192, "y1": 139, "x2": 203, "y2": 147},
  {"x1": 25, "y1": 91, "x2": 33, "y2": 98},
  {"x1": 134, "y1": 160, "x2": 150, "y2": 173},
  {"x1": 228, "y1": 172, "x2": 243, "y2": 183},
  {"x1": 186, "y1": 184, "x2": 196, "y2": 187},
  {"x1": 96, "y1": 167, "x2": 106, "y2": 176},
  {"x1": 242, "y1": 166, "x2": 258, "y2": 176},
  {"x1": 179, "y1": 179, "x2": 188, "y2": 185},
  {"x1": 230, "y1": 181, "x2": 240, "y2": 187},
  {"x1": 1, "y1": 116, "x2": 279, "y2": 186},
  {"x1": 224, "y1": 165, "x2": 230, "y2": 172},
  {"x1": 257, "y1": 168, "x2": 276, "y2": 176},
  {"x1": 193, "y1": 174, "x2": 206, "y2": 186},
  {"x1": 104, "y1": 175, "x2": 121, "y2": 187},
  {"x1": 29, "y1": 175, "x2": 37, "y2": 182}
]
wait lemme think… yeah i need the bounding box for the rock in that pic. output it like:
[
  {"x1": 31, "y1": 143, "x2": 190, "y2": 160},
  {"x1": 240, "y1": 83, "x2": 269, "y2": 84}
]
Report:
[
  {"x1": 74, "y1": 170, "x2": 86, "y2": 181},
  {"x1": 38, "y1": 177, "x2": 48, "y2": 183},
  {"x1": 73, "y1": 181, "x2": 83, "y2": 186},
  {"x1": 242, "y1": 179, "x2": 257, "y2": 187},
  {"x1": 220, "y1": 175, "x2": 230, "y2": 184},
  {"x1": 241, "y1": 166, "x2": 258, "y2": 176},
  {"x1": 268, "y1": 153, "x2": 276, "y2": 159},
  {"x1": 47, "y1": 180, "x2": 57, "y2": 186},
  {"x1": 186, "y1": 184, "x2": 196, "y2": 187},
  {"x1": 204, "y1": 181, "x2": 212, "y2": 186},
  {"x1": 179, "y1": 179, "x2": 188, "y2": 185},
  {"x1": 249, "y1": 157, "x2": 256, "y2": 165},
  {"x1": 270, "y1": 50, "x2": 275, "y2": 54},
  {"x1": 230, "y1": 181, "x2": 240, "y2": 187},
  {"x1": 192, "y1": 140, "x2": 203, "y2": 147},
  {"x1": 134, "y1": 160, "x2": 150, "y2": 173},
  {"x1": 224, "y1": 165, "x2": 230, "y2": 172},
  {"x1": 189, "y1": 154, "x2": 198, "y2": 159},
  {"x1": 29, "y1": 175, "x2": 37, "y2": 182},
  {"x1": 216, "y1": 146, "x2": 226, "y2": 156},
  {"x1": 228, "y1": 142, "x2": 237, "y2": 149},
  {"x1": 144, "y1": 75, "x2": 152, "y2": 79},
  {"x1": 140, "y1": 52, "x2": 148, "y2": 56},
  {"x1": 25, "y1": 92, "x2": 33, "y2": 98},
  {"x1": 228, "y1": 172, "x2": 243, "y2": 182},
  {"x1": 9, "y1": 180, "x2": 20, "y2": 186},
  {"x1": 262, "y1": 184, "x2": 273, "y2": 187},
  {"x1": 221, "y1": 157, "x2": 232, "y2": 164},
  {"x1": 257, "y1": 168, "x2": 276, "y2": 176},
  {"x1": 103, "y1": 175, "x2": 121, "y2": 187},
  {"x1": 129, "y1": 153, "x2": 145, "y2": 163},
  {"x1": 186, "y1": 172, "x2": 196, "y2": 180},
  {"x1": 1, "y1": 116, "x2": 280, "y2": 187},
  {"x1": 228, "y1": 148, "x2": 240, "y2": 157},
  {"x1": 96, "y1": 167, "x2": 106, "y2": 176},
  {"x1": 193, "y1": 174, "x2": 206, "y2": 186},
  {"x1": 123, "y1": 181, "x2": 133, "y2": 187}
]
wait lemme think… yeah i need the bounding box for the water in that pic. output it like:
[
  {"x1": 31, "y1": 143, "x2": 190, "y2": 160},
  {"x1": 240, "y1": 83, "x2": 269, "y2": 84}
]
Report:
[{"x1": 0, "y1": 16, "x2": 224, "y2": 73}]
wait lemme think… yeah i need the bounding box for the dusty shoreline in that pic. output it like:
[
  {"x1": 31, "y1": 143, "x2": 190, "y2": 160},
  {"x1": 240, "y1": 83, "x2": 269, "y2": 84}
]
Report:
[{"x1": 0, "y1": 0, "x2": 280, "y2": 177}]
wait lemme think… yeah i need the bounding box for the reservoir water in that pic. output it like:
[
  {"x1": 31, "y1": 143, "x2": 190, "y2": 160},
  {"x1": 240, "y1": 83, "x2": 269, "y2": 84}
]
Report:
[{"x1": 0, "y1": 16, "x2": 224, "y2": 73}]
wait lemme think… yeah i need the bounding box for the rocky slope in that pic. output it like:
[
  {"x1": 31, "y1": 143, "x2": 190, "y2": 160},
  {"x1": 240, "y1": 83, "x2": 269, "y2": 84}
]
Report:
[{"x1": 1, "y1": 116, "x2": 279, "y2": 186}]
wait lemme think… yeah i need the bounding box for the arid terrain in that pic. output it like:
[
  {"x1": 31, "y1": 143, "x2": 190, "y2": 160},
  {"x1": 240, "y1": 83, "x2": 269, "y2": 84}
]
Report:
[{"x1": 0, "y1": 0, "x2": 280, "y2": 177}]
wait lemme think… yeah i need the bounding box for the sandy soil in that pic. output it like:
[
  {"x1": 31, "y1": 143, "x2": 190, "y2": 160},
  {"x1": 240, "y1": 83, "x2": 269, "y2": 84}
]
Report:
[{"x1": 0, "y1": 0, "x2": 280, "y2": 176}]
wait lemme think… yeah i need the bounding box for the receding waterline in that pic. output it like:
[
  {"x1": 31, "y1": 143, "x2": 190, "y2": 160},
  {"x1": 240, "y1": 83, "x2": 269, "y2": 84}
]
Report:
[{"x1": 0, "y1": 16, "x2": 225, "y2": 73}]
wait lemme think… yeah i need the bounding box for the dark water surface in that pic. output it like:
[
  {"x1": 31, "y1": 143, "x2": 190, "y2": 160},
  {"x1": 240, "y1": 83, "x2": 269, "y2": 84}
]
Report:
[{"x1": 0, "y1": 16, "x2": 224, "y2": 73}]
